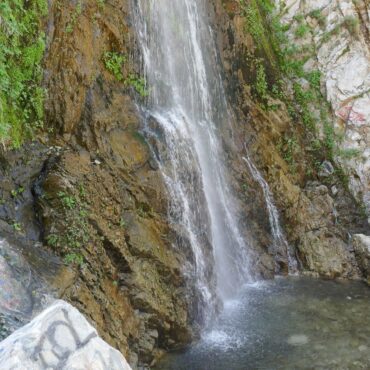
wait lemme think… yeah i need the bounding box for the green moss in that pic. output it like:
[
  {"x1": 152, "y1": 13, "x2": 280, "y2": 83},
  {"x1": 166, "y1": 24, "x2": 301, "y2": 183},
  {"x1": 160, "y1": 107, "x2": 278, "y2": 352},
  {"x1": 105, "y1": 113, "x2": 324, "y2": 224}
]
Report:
[{"x1": 0, "y1": 0, "x2": 47, "y2": 148}]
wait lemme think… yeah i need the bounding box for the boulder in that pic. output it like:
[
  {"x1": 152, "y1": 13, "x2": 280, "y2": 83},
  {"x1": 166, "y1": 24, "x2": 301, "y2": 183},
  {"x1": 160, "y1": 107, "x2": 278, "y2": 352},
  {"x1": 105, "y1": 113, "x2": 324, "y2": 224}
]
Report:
[
  {"x1": 0, "y1": 300, "x2": 131, "y2": 370},
  {"x1": 353, "y1": 234, "x2": 370, "y2": 285}
]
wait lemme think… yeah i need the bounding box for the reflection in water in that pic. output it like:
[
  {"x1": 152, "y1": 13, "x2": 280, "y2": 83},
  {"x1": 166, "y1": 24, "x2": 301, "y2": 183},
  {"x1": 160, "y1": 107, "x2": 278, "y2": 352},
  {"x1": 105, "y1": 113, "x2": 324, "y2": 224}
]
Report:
[{"x1": 157, "y1": 277, "x2": 370, "y2": 370}]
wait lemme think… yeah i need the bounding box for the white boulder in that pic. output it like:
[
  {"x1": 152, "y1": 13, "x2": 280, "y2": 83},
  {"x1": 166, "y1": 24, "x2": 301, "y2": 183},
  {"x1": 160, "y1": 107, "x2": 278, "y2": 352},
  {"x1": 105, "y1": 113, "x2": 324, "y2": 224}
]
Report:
[{"x1": 0, "y1": 300, "x2": 132, "y2": 370}]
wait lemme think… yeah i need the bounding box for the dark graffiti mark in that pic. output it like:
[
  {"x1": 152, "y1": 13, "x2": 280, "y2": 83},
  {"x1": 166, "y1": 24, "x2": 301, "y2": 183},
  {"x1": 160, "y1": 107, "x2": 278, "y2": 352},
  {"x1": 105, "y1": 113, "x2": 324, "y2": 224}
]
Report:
[
  {"x1": 94, "y1": 348, "x2": 128, "y2": 370},
  {"x1": 32, "y1": 308, "x2": 97, "y2": 369}
]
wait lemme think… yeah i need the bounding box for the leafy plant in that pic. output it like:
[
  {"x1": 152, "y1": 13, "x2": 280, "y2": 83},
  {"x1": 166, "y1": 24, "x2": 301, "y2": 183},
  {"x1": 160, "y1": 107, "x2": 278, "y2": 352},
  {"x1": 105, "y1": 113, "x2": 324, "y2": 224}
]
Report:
[
  {"x1": 64, "y1": 253, "x2": 84, "y2": 266},
  {"x1": 126, "y1": 74, "x2": 149, "y2": 97},
  {"x1": 256, "y1": 62, "x2": 269, "y2": 101},
  {"x1": 10, "y1": 186, "x2": 25, "y2": 198},
  {"x1": 46, "y1": 188, "x2": 89, "y2": 267},
  {"x1": 12, "y1": 222, "x2": 22, "y2": 231},
  {"x1": 342, "y1": 16, "x2": 359, "y2": 36},
  {"x1": 103, "y1": 51, "x2": 126, "y2": 81},
  {"x1": 66, "y1": 2, "x2": 83, "y2": 33},
  {"x1": 57, "y1": 191, "x2": 76, "y2": 209},
  {"x1": 46, "y1": 234, "x2": 60, "y2": 247}
]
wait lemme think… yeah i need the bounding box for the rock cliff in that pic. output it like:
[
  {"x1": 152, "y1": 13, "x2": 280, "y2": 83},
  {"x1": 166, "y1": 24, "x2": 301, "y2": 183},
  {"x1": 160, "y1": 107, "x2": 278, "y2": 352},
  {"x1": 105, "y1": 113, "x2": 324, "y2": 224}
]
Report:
[{"x1": 210, "y1": 0, "x2": 369, "y2": 278}]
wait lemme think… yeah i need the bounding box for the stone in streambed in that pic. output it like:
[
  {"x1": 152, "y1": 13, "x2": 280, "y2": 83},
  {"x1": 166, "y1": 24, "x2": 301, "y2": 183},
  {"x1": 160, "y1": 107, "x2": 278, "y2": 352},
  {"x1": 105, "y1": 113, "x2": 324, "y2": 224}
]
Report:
[{"x1": 287, "y1": 334, "x2": 309, "y2": 346}]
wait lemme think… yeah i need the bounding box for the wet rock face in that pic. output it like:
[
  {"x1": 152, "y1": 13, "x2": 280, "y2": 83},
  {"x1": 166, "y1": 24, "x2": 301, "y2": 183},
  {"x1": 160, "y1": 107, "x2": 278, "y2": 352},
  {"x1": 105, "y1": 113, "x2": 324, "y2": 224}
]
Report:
[
  {"x1": 209, "y1": 0, "x2": 368, "y2": 279},
  {"x1": 0, "y1": 300, "x2": 132, "y2": 369}
]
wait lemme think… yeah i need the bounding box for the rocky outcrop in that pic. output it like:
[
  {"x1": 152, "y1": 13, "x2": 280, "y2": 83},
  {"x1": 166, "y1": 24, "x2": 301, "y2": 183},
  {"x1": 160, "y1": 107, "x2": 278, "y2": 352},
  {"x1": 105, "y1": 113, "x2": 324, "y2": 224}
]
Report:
[
  {"x1": 353, "y1": 234, "x2": 370, "y2": 285},
  {"x1": 0, "y1": 300, "x2": 131, "y2": 369},
  {"x1": 276, "y1": 0, "x2": 370, "y2": 223}
]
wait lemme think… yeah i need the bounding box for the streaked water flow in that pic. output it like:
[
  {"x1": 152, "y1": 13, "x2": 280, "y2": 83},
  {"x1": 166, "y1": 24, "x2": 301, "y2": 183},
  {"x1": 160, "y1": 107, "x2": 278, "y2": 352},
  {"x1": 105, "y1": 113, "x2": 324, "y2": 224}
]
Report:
[
  {"x1": 242, "y1": 153, "x2": 298, "y2": 273},
  {"x1": 132, "y1": 0, "x2": 251, "y2": 316}
]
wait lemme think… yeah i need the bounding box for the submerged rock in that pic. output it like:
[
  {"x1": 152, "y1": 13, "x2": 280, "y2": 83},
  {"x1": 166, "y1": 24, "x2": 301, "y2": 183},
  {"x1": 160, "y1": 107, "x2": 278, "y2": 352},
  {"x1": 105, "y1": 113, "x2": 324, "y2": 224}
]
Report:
[
  {"x1": 287, "y1": 334, "x2": 309, "y2": 346},
  {"x1": 0, "y1": 300, "x2": 131, "y2": 370}
]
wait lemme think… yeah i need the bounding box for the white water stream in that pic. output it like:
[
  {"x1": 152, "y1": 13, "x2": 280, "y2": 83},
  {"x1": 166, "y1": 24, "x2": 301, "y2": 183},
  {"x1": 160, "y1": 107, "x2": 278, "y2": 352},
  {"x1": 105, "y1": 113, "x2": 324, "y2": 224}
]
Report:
[
  {"x1": 242, "y1": 154, "x2": 297, "y2": 273},
  {"x1": 132, "y1": 0, "x2": 251, "y2": 314}
]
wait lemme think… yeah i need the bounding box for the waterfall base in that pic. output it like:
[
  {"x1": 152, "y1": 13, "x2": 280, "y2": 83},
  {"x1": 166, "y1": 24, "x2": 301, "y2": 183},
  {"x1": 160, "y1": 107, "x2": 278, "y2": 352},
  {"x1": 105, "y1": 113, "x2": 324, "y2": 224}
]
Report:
[{"x1": 156, "y1": 277, "x2": 370, "y2": 369}]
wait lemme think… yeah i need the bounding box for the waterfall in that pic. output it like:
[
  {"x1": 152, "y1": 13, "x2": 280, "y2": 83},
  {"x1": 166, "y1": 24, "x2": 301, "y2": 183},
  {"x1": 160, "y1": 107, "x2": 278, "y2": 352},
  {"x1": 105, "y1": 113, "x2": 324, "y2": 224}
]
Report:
[
  {"x1": 242, "y1": 154, "x2": 297, "y2": 273},
  {"x1": 132, "y1": 0, "x2": 251, "y2": 317}
]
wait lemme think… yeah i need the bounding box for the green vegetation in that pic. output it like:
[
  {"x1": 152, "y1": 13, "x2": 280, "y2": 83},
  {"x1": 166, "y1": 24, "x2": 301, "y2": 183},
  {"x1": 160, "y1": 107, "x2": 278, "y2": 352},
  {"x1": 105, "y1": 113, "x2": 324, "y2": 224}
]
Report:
[
  {"x1": 66, "y1": 1, "x2": 82, "y2": 33},
  {"x1": 102, "y1": 52, "x2": 149, "y2": 97},
  {"x1": 308, "y1": 9, "x2": 326, "y2": 28},
  {"x1": 238, "y1": 0, "x2": 351, "y2": 181},
  {"x1": 342, "y1": 15, "x2": 359, "y2": 35},
  {"x1": 12, "y1": 222, "x2": 22, "y2": 232},
  {"x1": 10, "y1": 186, "x2": 25, "y2": 198},
  {"x1": 277, "y1": 136, "x2": 299, "y2": 171},
  {"x1": 255, "y1": 62, "x2": 269, "y2": 101},
  {"x1": 126, "y1": 74, "x2": 149, "y2": 97},
  {"x1": 239, "y1": 0, "x2": 277, "y2": 63},
  {"x1": 57, "y1": 191, "x2": 77, "y2": 210},
  {"x1": 294, "y1": 23, "x2": 311, "y2": 38},
  {"x1": 0, "y1": 0, "x2": 47, "y2": 148},
  {"x1": 46, "y1": 188, "x2": 89, "y2": 266},
  {"x1": 96, "y1": 0, "x2": 105, "y2": 9},
  {"x1": 337, "y1": 148, "x2": 361, "y2": 159},
  {"x1": 103, "y1": 51, "x2": 126, "y2": 81}
]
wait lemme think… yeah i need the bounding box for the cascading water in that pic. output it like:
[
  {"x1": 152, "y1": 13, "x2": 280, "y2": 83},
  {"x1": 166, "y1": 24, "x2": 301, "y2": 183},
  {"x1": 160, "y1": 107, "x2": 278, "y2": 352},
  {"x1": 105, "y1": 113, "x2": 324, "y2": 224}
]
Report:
[
  {"x1": 132, "y1": 0, "x2": 251, "y2": 316},
  {"x1": 242, "y1": 154, "x2": 297, "y2": 273}
]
